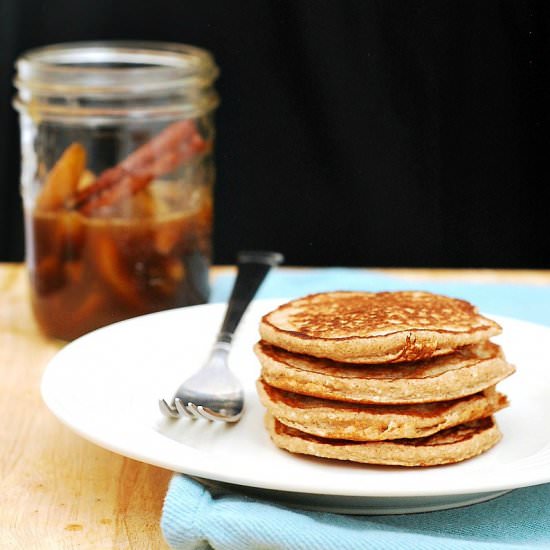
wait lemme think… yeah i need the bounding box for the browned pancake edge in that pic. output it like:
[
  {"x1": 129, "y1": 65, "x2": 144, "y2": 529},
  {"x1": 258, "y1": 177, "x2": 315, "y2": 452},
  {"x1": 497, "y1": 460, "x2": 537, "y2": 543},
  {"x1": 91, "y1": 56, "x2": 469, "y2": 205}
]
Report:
[
  {"x1": 260, "y1": 291, "x2": 502, "y2": 363},
  {"x1": 257, "y1": 378, "x2": 509, "y2": 441},
  {"x1": 255, "y1": 340, "x2": 515, "y2": 404},
  {"x1": 265, "y1": 413, "x2": 502, "y2": 467}
]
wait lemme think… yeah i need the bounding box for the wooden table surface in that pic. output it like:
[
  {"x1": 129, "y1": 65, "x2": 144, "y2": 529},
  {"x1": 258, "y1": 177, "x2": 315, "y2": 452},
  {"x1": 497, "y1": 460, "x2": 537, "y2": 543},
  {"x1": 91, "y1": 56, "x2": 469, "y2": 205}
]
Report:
[{"x1": 2, "y1": 263, "x2": 549, "y2": 548}]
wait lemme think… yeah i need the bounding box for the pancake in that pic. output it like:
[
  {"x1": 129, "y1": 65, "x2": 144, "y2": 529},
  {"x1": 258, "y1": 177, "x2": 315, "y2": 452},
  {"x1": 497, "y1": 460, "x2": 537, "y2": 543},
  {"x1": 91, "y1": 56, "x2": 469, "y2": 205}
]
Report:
[
  {"x1": 257, "y1": 379, "x2": 508, "y2": 441},
  {"x1": 260, "y1": 291, "x2": 502, "y2": 363},
  {"x1": 265, "y1": 413, "x2": 502, "y2": 467},
  {"x1": 255, "y1": 340, "x2": 515, "y2": 404}
]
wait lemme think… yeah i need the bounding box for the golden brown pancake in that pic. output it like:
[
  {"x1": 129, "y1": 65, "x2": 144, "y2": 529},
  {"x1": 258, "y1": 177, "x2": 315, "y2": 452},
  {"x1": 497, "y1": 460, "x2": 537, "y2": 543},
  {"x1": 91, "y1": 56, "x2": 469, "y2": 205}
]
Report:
[
  {"x1": 260, "y1": 291, "x2": 502, "y2": 363},
  {"x1": 265, "y1": 413, "x2": 502, "y2": 467},
  {"x1": 255, "y1": 340, "x2": 515, "y2": 404},
  {"x1": 257, "y1": 379, "x2": 508, "y2": 441}
]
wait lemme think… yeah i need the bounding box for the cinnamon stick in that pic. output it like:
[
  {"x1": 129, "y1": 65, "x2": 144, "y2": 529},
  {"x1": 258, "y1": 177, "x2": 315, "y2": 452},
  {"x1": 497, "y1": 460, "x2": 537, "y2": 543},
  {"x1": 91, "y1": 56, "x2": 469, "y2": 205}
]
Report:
[{"x1": 71, "y1": 120, "x2": 209, "y2": 215}]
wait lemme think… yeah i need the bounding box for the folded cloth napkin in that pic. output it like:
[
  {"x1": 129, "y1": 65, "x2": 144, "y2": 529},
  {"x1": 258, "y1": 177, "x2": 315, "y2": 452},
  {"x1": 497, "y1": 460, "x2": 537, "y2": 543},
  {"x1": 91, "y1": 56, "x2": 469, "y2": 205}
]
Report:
[
  {"x1": 162, "y1": 476, "x2": 550, "y2": 550},
  {"x1": 162, "y1": 269, "x2": 550, "y2": 550}
]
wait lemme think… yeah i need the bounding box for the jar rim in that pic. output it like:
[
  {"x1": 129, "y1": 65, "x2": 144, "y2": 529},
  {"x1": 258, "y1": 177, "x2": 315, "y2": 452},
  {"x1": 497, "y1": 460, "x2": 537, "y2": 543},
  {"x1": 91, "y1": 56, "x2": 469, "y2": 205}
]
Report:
[{"x1": 15, "y1": 41, "x2": 219, "y2": 97}]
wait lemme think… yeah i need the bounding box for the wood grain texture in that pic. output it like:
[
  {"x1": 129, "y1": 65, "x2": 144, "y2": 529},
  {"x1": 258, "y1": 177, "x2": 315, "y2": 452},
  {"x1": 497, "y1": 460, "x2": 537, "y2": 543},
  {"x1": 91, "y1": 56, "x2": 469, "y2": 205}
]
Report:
[
  {"x1": 1, "y1": 263, "x2": 549, "y2": 548},
  {"x1": 0, "y1": 264, "x2": 171, "y2": 549}
]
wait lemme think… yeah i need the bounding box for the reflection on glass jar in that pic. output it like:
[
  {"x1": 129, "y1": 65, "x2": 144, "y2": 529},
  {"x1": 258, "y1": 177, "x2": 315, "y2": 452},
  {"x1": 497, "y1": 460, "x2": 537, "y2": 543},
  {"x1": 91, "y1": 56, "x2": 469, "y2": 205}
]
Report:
[{"x1": 14, "y1": 41, "x2": 219, "y2": 340}]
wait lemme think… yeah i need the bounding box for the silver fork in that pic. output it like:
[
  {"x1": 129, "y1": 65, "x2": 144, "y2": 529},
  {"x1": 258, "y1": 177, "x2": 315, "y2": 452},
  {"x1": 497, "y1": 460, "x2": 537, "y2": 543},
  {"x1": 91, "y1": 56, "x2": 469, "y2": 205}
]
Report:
[{"x1": 158, "y1": 250, "x2": 284, "y2": 422}]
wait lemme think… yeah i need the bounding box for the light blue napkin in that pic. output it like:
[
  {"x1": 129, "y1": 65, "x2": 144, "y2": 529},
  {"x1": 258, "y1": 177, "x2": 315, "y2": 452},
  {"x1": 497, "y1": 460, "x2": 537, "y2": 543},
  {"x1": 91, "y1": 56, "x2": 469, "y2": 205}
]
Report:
[
  {"x1": 163, "y1": 476, "x2": 550, "y2": 550},
  {"x1": 162, "y1": 269, "x2": 550, "y2": 550},
  {"x1": 210, "y1": 268, "x2": 550, "y2": 326}
]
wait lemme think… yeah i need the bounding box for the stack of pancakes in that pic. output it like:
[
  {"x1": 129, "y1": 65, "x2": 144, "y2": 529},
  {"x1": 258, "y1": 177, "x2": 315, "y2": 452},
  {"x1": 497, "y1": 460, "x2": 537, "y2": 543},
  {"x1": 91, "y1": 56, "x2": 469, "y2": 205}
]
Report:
[{"x1": 255, "y1": 291, "x2": 515, "y2": 467}]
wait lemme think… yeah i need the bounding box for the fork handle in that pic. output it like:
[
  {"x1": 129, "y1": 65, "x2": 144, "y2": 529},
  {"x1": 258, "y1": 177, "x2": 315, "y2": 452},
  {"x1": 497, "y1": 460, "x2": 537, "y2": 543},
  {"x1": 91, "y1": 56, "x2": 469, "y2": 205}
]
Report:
[{"x1": 217, "y1": 251, "x2": 284, "y2": 344}]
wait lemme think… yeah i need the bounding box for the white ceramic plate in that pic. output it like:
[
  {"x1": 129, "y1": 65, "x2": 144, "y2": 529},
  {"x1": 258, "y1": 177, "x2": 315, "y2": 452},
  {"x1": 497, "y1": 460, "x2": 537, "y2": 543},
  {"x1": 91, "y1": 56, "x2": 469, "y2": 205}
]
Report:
[{"x1": 41, "y1": 299, "x2": 550, "y2": 514}]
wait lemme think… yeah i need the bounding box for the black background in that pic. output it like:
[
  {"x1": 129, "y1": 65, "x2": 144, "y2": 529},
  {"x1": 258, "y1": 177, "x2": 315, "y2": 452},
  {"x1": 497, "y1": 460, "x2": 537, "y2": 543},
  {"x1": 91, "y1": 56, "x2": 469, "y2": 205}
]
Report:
[{"x1": 1, "y1": 0, "x2": 548, "y2": 267}]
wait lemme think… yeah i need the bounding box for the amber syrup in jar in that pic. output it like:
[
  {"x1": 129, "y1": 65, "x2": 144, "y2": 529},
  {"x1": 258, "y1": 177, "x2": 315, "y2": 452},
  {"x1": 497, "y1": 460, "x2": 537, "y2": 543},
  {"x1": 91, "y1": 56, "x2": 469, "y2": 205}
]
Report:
[{"x1": 14, "y1": 42, "x2": 219, "y2": 339}]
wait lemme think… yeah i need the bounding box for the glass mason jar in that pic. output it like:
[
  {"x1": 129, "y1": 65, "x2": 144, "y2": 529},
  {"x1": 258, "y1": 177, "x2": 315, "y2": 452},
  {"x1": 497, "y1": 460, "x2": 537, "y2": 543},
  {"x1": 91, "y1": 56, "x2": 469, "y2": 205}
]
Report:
[{"x1": 14, "y1": 42, "x2": 219, "y2": 340}]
